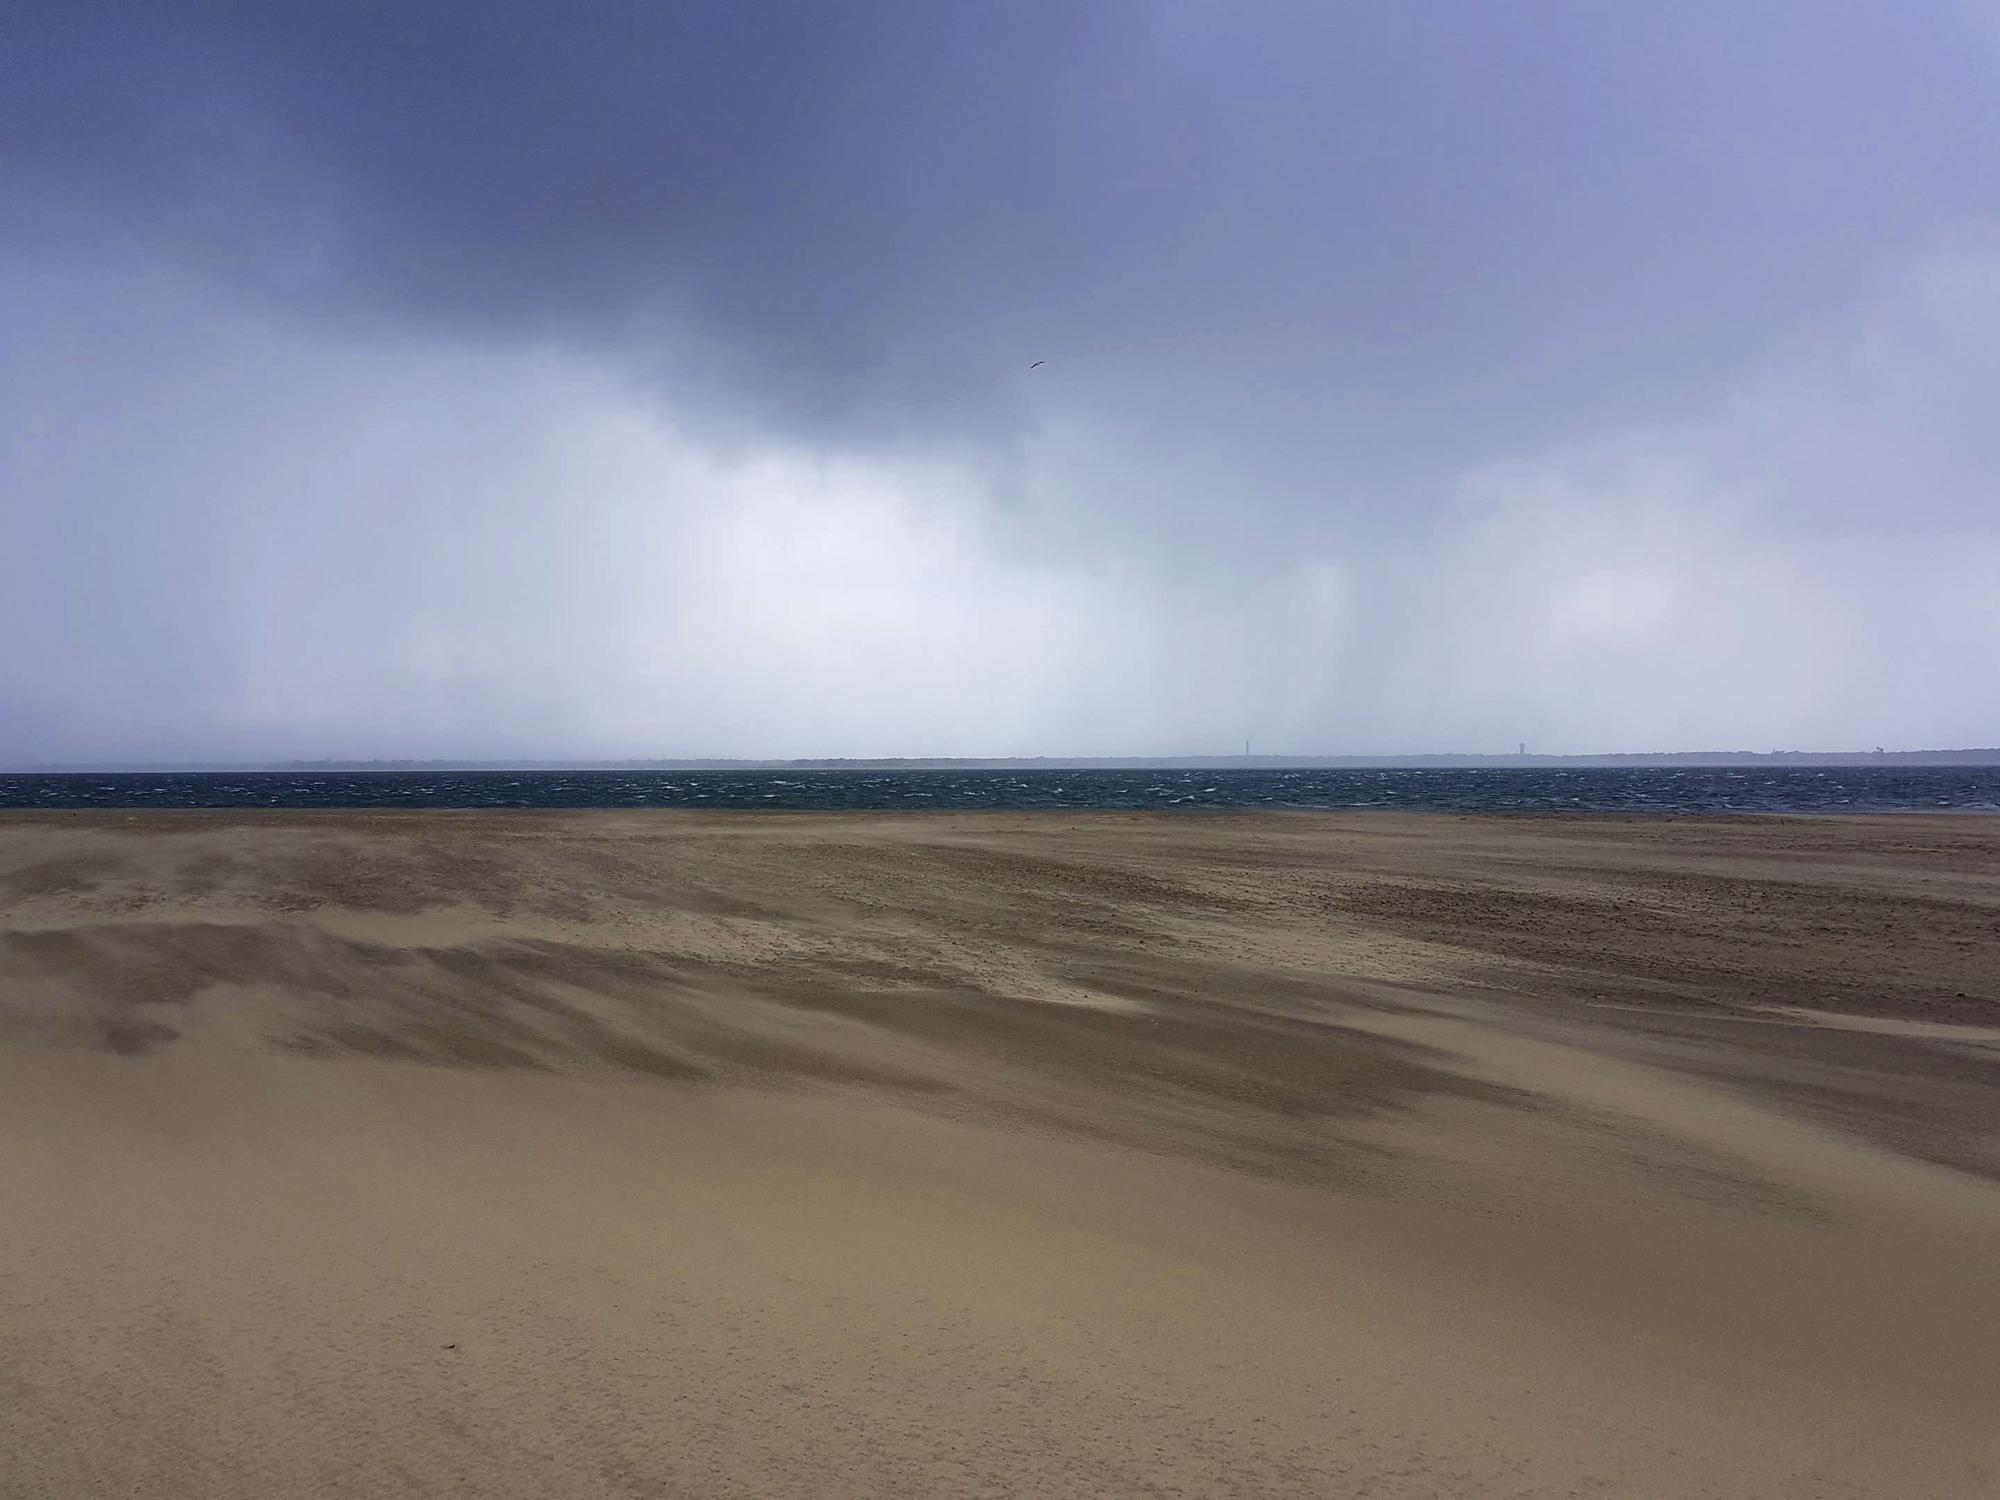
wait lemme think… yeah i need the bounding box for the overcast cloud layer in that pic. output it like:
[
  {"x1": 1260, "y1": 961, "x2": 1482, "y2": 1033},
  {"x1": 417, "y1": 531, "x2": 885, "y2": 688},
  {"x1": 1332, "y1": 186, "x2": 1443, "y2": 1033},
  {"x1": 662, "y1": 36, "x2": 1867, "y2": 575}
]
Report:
[{"x1": 4, "y1": 2, "x2": 1998, "y2": 761}]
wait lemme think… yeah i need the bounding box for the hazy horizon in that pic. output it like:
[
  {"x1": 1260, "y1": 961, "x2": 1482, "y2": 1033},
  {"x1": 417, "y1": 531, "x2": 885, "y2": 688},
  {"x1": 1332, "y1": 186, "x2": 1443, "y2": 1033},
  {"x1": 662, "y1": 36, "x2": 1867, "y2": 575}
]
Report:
[
  {"x1": 6, "y1": 3, "x2": 1998, "y2": 762},
  {"x1": 11, "y1": 746, "x2": 2000, "y2": 773}
]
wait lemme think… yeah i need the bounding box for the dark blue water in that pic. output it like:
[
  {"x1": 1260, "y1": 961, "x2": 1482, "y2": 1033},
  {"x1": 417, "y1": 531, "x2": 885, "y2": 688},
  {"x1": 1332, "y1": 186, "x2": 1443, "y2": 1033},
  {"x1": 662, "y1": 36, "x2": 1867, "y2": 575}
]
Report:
[{"x1": 2, "y1": 767, "x2": 1995, "y2": 812}]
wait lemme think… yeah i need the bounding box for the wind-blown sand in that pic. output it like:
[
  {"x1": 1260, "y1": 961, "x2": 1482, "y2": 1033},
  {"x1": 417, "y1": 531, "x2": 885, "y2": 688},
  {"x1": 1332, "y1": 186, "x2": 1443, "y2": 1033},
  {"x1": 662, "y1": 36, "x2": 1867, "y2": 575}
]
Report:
[{"x1": 2, "y1": 810, "x2": 1996, "y2": 1497}]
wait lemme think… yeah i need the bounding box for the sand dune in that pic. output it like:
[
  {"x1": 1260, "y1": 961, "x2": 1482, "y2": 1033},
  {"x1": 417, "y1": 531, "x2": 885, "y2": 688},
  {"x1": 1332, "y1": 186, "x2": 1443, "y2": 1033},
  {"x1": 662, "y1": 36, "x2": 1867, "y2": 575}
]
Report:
[{"x1": 3, "y1": 810, "x2": 1996, "y2": 1496}]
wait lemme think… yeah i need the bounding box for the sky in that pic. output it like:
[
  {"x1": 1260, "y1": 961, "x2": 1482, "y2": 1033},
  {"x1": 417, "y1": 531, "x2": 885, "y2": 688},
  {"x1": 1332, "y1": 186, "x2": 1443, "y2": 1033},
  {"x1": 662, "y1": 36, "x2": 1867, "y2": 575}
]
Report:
[{"x1": 4, "y1": 1, "x2": 1998, "y2": 762}]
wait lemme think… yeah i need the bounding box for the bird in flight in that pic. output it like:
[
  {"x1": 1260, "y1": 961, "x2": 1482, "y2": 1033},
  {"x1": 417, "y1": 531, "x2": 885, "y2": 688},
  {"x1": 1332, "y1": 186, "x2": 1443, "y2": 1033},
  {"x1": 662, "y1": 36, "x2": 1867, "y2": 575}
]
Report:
[{"x1": 1029, "y1": 360, "x2": 1044, "y2": 369}]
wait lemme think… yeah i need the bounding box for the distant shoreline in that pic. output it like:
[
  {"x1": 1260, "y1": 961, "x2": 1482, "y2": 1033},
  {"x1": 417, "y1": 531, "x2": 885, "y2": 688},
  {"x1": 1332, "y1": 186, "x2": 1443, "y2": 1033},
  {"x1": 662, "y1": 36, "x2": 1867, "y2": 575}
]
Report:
[{"x1": 9, "y1": 750, "x2": 2000, "y2": 773}]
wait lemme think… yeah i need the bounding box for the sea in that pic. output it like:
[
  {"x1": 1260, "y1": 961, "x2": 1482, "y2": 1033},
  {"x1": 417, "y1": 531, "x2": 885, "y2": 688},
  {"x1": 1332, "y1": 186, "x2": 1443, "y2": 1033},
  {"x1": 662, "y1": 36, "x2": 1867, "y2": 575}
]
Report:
[{"x1": 2, "y1": 767, "x2": 1996, "y2": 813}]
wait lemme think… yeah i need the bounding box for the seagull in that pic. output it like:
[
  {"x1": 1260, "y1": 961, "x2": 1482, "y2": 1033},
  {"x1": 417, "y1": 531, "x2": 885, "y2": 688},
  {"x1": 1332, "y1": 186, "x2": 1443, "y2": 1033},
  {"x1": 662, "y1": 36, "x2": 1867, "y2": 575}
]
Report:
[{"x1": 1029, "y1": 360, "x2": 1044, "y2": 369}]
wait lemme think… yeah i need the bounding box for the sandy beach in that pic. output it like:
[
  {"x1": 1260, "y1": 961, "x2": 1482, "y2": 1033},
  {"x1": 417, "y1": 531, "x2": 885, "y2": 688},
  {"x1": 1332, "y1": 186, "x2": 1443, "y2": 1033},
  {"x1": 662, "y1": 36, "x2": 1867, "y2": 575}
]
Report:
[{"x1": 3, "y1": 809, "x2": 1996, "y2": 1497}]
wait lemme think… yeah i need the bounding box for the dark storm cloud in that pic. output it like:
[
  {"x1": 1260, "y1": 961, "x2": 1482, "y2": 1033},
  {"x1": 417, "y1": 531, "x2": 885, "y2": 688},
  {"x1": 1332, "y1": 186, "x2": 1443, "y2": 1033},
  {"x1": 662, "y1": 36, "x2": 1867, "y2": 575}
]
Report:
[
  {"x1": 5, "y1": 3, "x2": 2000, "y2": 763},
  {"x1": 7, "y1": 1, "x2": 1147, "y2": 442},
  {"x1": 8, "y1": 2, "x2": 1995, "y2": 477}
]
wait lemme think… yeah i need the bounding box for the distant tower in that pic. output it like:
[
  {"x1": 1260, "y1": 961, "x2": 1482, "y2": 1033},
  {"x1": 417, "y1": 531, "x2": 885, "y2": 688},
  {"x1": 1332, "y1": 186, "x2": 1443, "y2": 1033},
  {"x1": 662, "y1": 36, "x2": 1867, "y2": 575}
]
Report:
[
  {"x1": 1245, "y1": 739, "x2": 1250, "y2": 759},
  {"x1": 1519, "y1": 742, "x2": 1526, "y2": 756}
]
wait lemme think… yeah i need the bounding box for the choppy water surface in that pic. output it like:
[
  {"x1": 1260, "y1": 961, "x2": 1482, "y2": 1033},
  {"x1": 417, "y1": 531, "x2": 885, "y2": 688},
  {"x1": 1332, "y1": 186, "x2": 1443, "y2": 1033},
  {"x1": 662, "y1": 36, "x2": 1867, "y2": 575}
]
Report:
[{"x1": 3, "y1": 767, "x2": 1996, "y2": 812}]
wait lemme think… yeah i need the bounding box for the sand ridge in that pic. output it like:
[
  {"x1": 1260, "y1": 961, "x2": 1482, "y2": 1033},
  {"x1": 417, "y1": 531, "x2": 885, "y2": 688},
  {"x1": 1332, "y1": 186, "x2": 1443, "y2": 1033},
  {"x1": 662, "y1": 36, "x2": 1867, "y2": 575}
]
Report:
[{"x1": 2, "y1": 810, "x2": 1997, "y2": 1496}]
